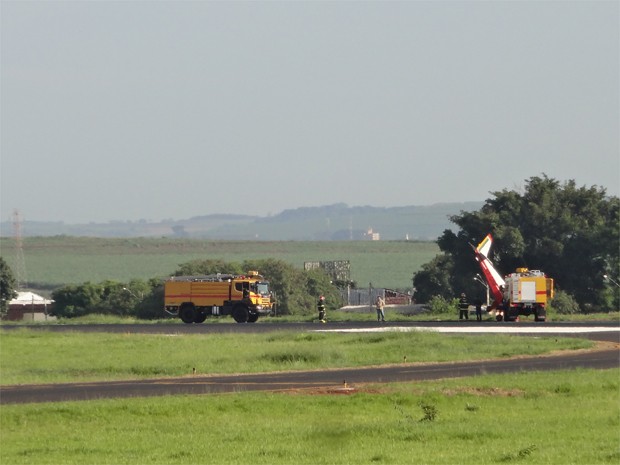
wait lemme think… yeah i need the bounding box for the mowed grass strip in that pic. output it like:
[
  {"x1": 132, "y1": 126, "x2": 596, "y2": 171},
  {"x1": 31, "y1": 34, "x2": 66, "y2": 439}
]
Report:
[
  {"x1": 0, "y1": 329, "x2": 592, "y2": 385},
  {"x1": 1, "y1": 369, "x2": 618, "y2": 465}
]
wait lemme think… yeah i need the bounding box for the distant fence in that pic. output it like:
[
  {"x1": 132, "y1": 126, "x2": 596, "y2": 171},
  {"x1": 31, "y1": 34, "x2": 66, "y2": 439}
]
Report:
[
  {"x1": 384, "y1": 288, "x2": 412, "y2": 305},
  {"x1": 340, "y1": 288, "x2": 412, "y2": 306},
  {"x1": 304, "y1": 260, "x2": 350, "y2": 282}
]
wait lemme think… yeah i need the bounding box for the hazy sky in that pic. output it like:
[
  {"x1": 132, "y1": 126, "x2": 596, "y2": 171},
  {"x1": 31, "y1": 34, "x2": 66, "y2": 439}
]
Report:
[{"x1": 1, "y1": 1, "x2": 618, "y2": 224}]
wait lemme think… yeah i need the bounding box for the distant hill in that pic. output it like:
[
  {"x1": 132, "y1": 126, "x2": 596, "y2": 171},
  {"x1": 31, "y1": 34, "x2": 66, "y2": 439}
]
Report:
[{"x1": 1, "y1": 202, "x2": 483, "y2": 240}]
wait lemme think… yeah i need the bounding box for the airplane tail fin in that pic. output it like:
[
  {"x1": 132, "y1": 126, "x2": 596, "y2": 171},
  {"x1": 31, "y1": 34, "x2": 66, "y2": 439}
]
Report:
[
  {"x1": 476, "y1": 234, "x2": 493, "y2": 259},
  {"x1": 472, "y1": 234, "x2": 505, "y2": 307}
]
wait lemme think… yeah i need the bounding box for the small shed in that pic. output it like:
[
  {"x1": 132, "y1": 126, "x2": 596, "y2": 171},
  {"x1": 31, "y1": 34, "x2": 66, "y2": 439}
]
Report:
[{"x1": 6, "y1": 292, "x2": 55, "y2": 321}]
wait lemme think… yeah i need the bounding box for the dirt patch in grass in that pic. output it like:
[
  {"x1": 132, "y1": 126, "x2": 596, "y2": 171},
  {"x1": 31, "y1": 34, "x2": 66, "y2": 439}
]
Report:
[
  {"x1": 441, "y1": 386, "x2": 525, "y2": 397},
  {"x1": 283, "y1": 385, "x2": 526, "y2": 397},
  {"x1": 281, "y1": 385, "x2": 389, "y2": 396}
]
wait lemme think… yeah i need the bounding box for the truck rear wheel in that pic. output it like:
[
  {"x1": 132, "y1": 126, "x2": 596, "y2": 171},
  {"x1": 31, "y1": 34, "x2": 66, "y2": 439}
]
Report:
[
  {"x1": 179, "y1": 304, "x2": 196, "y2": 324},
  {"x1": 534, "y1": 306, "x2": 546, "y2": 322},
  {"x1": 232, "y1": 304, "x2": 249, "y2": 323},
  {"x1": 194, "y1": 310, "x2": 207, "y2": 324}
]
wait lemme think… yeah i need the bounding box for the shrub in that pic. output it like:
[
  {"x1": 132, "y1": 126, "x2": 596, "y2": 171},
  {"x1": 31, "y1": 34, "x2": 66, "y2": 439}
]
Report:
[
  {"x1": 427, "y1": 295, "x2": 459, "y2": 315},
  {"x1": 549, "y1": 290, "x2": 581, "y2": 315}
]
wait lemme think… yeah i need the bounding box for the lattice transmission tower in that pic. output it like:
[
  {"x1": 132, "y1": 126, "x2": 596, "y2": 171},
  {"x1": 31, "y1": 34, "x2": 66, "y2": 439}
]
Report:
[{"x1": 12, "y1": 209, "x2": 27, "y2": 289}]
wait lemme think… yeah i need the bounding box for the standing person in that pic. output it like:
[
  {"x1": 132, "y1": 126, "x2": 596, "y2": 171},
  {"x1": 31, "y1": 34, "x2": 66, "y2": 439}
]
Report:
[
  {"x1": 458, "y1": 293, "x2": 469, "y2": 320},
  {"x1": 375, "y1": 295, "x2": 386, "y2": 322},
  {"x1": 474, "y1": 298, "x2": 483, "y2": 321},
  {"x1": 317, "y1": 295, "x2": 326, "y2": 323}
]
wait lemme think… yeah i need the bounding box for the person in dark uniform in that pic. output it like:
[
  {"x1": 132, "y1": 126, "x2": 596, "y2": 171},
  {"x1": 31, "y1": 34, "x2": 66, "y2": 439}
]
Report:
[
  {"x1": 317, "y1": 295, "x2": 326, "y2": 323},
  {"x1": 474, "y1": 298, "x2": 483, "y2": 321},
  {"x1": 458, "y1": 293, "x2": 469, "y2": 320}
]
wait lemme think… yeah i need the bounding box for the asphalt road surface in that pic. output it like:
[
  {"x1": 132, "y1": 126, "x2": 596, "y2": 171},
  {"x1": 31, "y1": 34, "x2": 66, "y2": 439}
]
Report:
[{"x1": 1, "y1": 321, "x2": 618, "y2": 405}]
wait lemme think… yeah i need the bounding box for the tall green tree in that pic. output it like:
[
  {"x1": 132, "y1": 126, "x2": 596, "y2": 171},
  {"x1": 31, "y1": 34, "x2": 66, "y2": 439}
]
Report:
[
  {"x1": 414, "y1": 175, "x2": 619, "y2": 311},
  {"x1": 0, "y1": 257, "x2": 18, "y2": 316}
]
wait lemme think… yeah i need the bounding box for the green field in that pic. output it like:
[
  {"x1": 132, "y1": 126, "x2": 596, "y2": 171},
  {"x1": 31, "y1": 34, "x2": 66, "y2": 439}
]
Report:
[
  {"x1": 0, "y1": 329, "x2": 592, "y2": 385},
  {"x1": 0, "y1": 237, "x2": 440, "y2": 290},
  {"x1": 2, "y1": 369, "x2": 618, "y2": 464},
  {"x1": 0, "y1": 328, "x2": 617, "y2": 464}
]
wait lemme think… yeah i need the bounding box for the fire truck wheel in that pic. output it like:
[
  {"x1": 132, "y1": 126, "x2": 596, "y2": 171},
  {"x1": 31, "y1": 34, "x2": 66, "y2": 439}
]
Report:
[
  {"x1": 194, "y1": 310, "x2": 207, "y2": 324},
  {"x1": 179, "y1": 304, "x2": 196, "y2": 324},
  {"x1": 247, "y1": 312, "x2": 259, "y2": 323},
  {"x1": 232, "y1": 305, "x2": 249, "y2": 323}
]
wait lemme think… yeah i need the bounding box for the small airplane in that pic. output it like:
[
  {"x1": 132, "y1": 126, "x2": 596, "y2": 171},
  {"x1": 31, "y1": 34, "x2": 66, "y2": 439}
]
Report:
[{"x1": 470, "y1": 234, "x2": 505, "y2": 311}]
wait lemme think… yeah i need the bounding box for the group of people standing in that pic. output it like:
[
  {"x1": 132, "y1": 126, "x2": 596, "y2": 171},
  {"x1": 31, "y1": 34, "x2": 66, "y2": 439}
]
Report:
[
  {"x1": 316, "y1": 295, "x2": 387, "y2": 323},
  {"x1": 459, "y1": 293, "x2": 484, "y2": 321},
  {"x1": 317, "y1": 293, "x2": 484, "y2": 323}
]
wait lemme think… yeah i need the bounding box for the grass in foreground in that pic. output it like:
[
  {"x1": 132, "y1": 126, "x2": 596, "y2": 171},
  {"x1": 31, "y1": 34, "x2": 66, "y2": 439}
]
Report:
[
  {"x1": 0, "y1": 329, "x2": 593, "y2": 385},
  {"x1": 1, "y1": 368, "x2": 618, "y2": 465}
]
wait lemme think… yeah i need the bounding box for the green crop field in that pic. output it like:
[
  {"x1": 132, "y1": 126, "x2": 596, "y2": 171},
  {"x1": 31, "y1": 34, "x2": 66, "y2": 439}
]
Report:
[{"x1": 0, "y1": 237, "x2": 440, "y2": 290}]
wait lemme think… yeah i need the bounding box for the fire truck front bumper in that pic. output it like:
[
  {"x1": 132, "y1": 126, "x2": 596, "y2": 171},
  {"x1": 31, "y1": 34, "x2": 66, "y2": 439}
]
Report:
[{"x1": 252, "y1": 305, "x2": 272, "y2": 315}]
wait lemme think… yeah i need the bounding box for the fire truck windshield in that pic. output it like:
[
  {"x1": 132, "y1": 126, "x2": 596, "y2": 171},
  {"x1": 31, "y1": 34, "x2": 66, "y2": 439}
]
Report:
[{"x1": 254, "y1": 282, "x2": 270, "y2": 296}]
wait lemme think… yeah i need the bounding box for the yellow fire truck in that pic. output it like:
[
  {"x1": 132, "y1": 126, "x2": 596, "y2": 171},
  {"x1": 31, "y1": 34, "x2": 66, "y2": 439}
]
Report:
[
  {"x1": 164, "y1": 271, "x2": 273, "y2": 324},
  {"x1": 500, "y1": 268, "x2": 554, "y2": 321}
]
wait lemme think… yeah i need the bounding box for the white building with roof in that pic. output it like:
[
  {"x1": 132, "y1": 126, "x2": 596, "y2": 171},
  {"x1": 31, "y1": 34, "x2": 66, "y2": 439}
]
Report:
[{"x1": 6, "y1": 291, "x2": 55, "y2": 321}]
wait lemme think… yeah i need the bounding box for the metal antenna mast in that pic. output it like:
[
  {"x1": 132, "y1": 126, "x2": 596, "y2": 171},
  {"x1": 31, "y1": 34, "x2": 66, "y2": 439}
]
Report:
[{"x1": 12, "y1": 209, "x2": 27, "y2": 289}]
